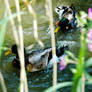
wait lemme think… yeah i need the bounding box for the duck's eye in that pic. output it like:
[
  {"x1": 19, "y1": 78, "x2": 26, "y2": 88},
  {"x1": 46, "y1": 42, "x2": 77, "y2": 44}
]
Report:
[
  {"x1": 57, "y1": 10, "x2": 59, "y2": 12},
  {"x1": 56, "y1": 7, "x2": 61, "y2": 10},
  {"x1": 66, "y1": 26, "x2": 69, "y2": 29}
]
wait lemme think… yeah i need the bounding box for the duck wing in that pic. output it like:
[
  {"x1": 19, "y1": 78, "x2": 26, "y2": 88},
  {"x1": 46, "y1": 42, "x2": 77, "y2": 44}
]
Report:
[
  {"x1": 28, "y1": 48, "x2": 51, "y2": 64},
  {"x1": 28, "y1": 48, "x2": 52, "y2": 71},
  {"x1": 33, "y1": 51, "x2": 50, "y2": 70},
  {"x1": 28, "y1": 51, "x2": 42, "y2": 64}
]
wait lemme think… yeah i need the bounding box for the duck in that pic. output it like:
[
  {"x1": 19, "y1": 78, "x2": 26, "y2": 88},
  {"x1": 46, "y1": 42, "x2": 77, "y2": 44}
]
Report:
[
  {"x1": 5, "y1": 44, "x2": 69, "y2": 72},
  {"x1": 54, "y1": 4, "x2": 77, "y2": 33}
]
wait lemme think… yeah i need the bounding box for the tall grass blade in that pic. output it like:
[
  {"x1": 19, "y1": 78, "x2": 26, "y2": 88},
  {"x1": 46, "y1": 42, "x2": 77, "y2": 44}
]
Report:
[{"x1": 44, "y1": 82, "x2": 72, "y2": 92}]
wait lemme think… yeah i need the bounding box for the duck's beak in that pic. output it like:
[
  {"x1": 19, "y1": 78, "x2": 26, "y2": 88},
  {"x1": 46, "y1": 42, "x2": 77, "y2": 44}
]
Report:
[
  {"x1": 5, "y1": 49, "x2": 12, "y2": 56},
  {"x1": 54, "y1": 26, "x2": 60, "y2": 33}
]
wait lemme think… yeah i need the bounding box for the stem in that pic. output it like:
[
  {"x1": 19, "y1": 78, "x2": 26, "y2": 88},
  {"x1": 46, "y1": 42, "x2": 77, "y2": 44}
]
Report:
[
  {"x1": 4, "y1": 0, "x2": 19, "y2": 45},
  {"x1": 72, "y1": 28, "x2": 87, "y2": 92},
  {"x1": 45, "y1": 0, "x2": 57, "y2": 91},
  {"x1": 15, "y1": 0, "x2": 28, "y2": 92},
  {"x1": 4, "y1": 0, "x2": 28, "y2": 92},
  {"x1": 23, "y1": 0, "x2": 44, "y2": 48},
  {"x1": 0, "y1": 72, "x2": 7, "y2": 92},
  {"x1": 82, "y1": 73, "x2": 85, "y2": 92}
]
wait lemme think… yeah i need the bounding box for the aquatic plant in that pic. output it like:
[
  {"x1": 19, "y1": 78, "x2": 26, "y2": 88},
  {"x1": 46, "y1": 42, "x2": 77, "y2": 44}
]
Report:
[{"x1": 44, "y1": 8, "x2": 92, "y2": 92}]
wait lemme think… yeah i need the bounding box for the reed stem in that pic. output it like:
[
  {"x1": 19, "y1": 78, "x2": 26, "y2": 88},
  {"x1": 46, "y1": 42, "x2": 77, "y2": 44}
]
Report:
[
  {"x1": 45, "y1": 0, "x2": 57, "y2": 91},
  {"x1": 0, "y1": 72, "x2": 7, "y2": 92},
  {"x1": 23, "y1": 0, "x2": 44, "y2": 48},
  {"x1": 15, "y1": 0, "x2": 28, "y2": 92},
  {"x1": 82, "y1": 73, "x2": 85, "y2": 92},
  {"x1": 4, "y1": 0, "x2": 28, "y2": 92},
  {"x1": 4, "y1": 0, "x2": 19, "y2": 45}
]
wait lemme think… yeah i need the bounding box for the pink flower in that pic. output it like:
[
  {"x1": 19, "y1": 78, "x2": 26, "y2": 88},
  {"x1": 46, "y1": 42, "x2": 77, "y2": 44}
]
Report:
[
  {"x1": 60, "y1": 57, "x2": 66, "y2": 71},
  {"x1": 87, "y1": 29, "x2": 92, "y2": 40},
  {"x1": 87, "y1": 29, "x2": 92, "y2": 52},
  {"x1": 88, "y1": 8, "x2": 92, "y2": 20},
  {"x1": 88, "y1": 44, "x2": 92, "y2": 52}
]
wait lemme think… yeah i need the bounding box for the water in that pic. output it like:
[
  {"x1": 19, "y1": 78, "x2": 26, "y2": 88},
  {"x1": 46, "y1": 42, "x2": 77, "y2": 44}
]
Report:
[{"x1": 0, "y1": 0, "x2": 92, "y2": 92}]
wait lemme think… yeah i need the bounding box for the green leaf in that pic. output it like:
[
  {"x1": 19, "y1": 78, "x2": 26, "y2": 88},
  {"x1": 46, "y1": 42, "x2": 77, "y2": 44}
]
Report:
[
  {"x1": 85, "y1": 72, "x2": 92, "y2": 85},
  {"x1": 85, "y1": 58, "x2": 92, "y2": 68},
  {"x1": 71, "y1": 68, "x2": 77, "y2": 74},
  {"x1": 72, "y1": 27, "x2": 87, "y2": 92},
  {"x1": 44, "y1": 82, "x2": 72, "y2": 92},
  {"x1": 66, "y1": 51, "x2": 78, "y2": 61},
  {"x1": 76, "y1": 78, "x2": 83, "y2": 92}
]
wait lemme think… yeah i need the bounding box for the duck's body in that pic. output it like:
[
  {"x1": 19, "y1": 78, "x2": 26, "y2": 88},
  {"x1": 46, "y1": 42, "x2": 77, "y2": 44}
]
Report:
[
  {"x1": 54, "y1": 5, "x2": 77, "y2": 33},
  {"x1": 6, "y1": 45, "x2": 68, "y2": 72}
]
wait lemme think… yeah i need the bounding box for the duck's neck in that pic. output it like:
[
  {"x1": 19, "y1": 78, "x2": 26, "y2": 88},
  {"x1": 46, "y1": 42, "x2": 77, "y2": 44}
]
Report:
[
  {"x1": 56, "y1": 47, "x2": 64, "y2": 57},
  {"x1": 12, "y1": 58, "x2": 20, "y2": 68},
  {"x1": 47, "y1": 47, "x2": 64, "y2": 64},
  {"x1": 47, "y1": 55, "x2": 65, "y2": 68}
]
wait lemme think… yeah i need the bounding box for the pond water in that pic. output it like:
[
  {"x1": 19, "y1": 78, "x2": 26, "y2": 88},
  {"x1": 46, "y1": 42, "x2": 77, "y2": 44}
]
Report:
[{"x1": 0, "y1": 0, "x2": 92, "y2": 92}]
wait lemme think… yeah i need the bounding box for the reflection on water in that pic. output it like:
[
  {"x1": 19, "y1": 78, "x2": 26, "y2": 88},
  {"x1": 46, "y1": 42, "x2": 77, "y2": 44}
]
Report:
[{"x1": 0, "y1": 0, "x2": 92, "y2": 92}]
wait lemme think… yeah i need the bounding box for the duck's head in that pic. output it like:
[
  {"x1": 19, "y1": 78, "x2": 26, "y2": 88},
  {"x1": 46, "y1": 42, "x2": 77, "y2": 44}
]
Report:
[
  {"x1": 5, "y1": 44, "x2": 20, "y2": 68},
  {"x1": 5, "y1": 44, "x2": 28, "y2": 69},
  {"x1": 5, "y1": 44, "x2": 19, "y2": 58},
  {"x1": 54, "y1": 17, "x2": 72, "y2": 33},
  {"x1": 54, "y1": 5, "x2": 77, "y2": 33},
  {"x1": 5, "y1": 44, "x2": 27, "y2": 57},
  {"x1": 11, "y1": 45, "x2": 17, "y2": 54}
]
